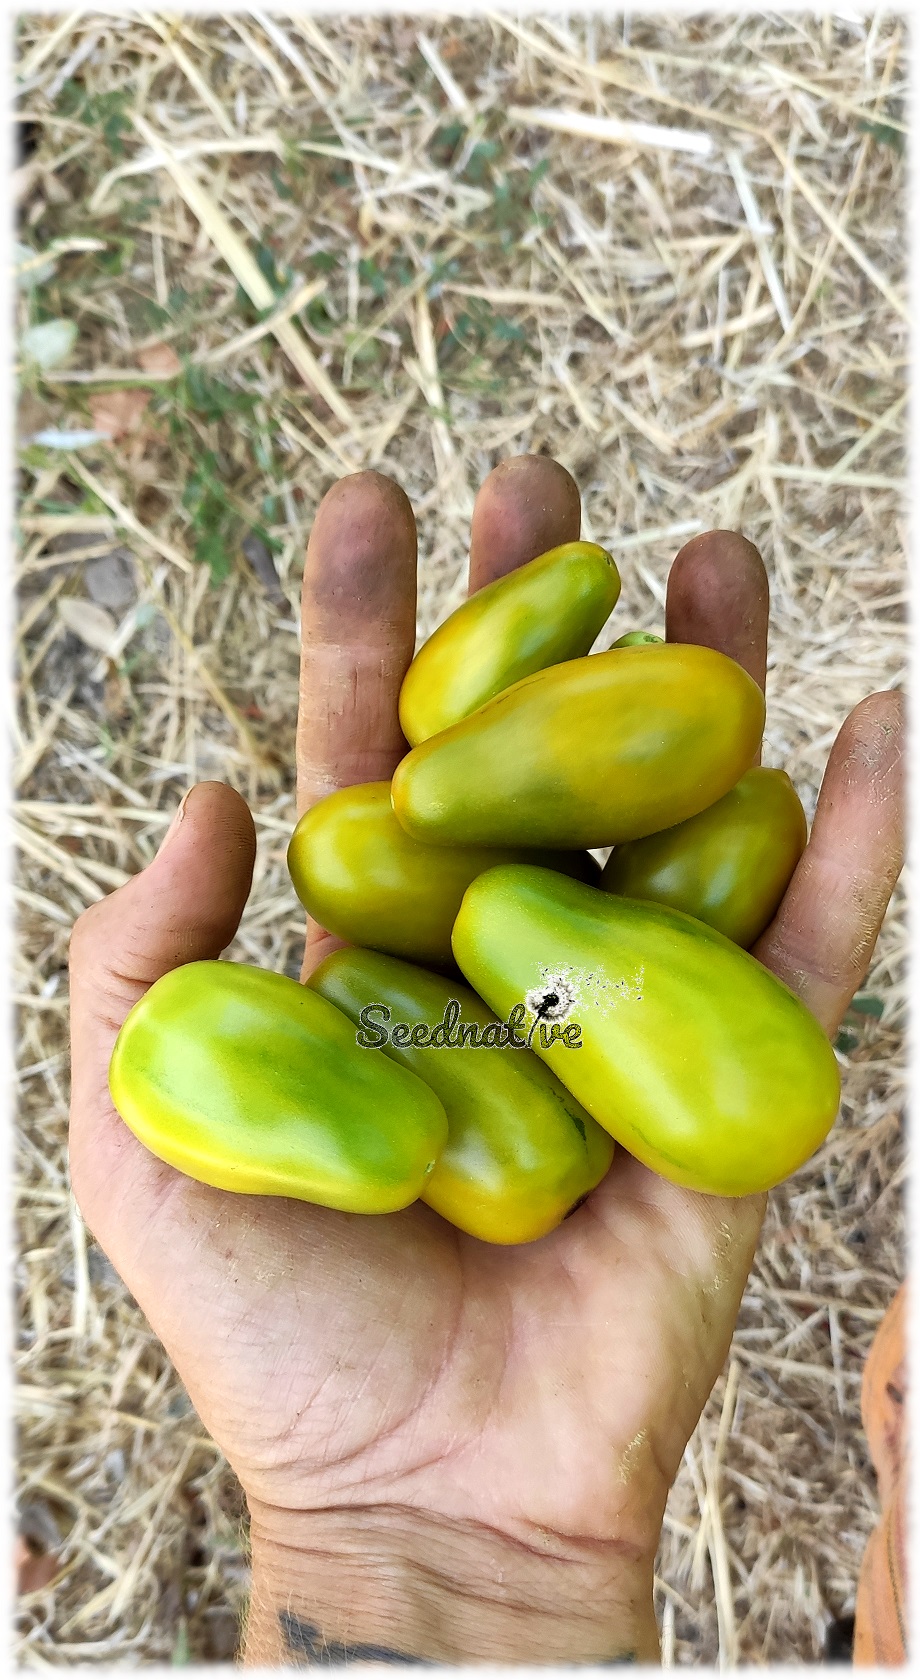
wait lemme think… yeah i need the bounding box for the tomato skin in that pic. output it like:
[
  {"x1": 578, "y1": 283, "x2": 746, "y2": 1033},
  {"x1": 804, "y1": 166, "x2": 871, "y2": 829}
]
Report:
[
  {"x1": 308, "y1": 947, "x2": 614, "y2": 1245},
  {"x1": 399, "y1": 540, "x2": 621, "y2": 747},
  {"x1": 451, "y1": 866, "x2": 840, "y2": 1197},
  {"x1": 601, "y1": 768, "x2": 807, "y2": 947},
  {"x1": 108, "y1": 961, "x2": 447, "y2": 1213},
  {"x1": 288, "y1": 781, "x2": 599, "y2": 968},
  {"x1": 610, "y1": 631, "x2": 663, "y2": 647},
  {"x1": 392, "y1": 644, "x2": 766, "y2": 851}
]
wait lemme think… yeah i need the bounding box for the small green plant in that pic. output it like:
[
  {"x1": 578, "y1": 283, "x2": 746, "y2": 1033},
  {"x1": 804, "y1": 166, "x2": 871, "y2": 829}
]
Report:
[
  {"x1": 438, "y1": 296, "x2": 536, "y2": 394},
  {"x1": 270, "y1": 164, "x2": 295, "y2": 202},
  {"x1": 358, "y1": 257, "x2": 387, "y2": 298},
  {"x1": 428, "y1": 123, "x2": 553, "y2": 248},
  {"x1": 834, "y1": 992, "x2": 885, "y2": 1052},
  {"x1": 156, "y1": 365, "x2": 282, "y2": 584},
  {"x1": 462, "y1": 138, "x2": 502, "y2": 184},
  {"x1": 56, "y1": 79, "x2": 132, "y2": 156},
  {"x1": 428, "y1": 121, "x2": 466, "y2": 166},
  {"x1": 235, "y1": 244, "x2": 292, "y2": 324},
  {"x1": 857, "y1": 119, "x2": 904, "y2": 153}
]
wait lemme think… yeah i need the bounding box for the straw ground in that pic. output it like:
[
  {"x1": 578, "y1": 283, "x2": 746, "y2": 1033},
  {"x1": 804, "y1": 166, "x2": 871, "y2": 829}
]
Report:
[{"x1": 15, "y1": 10, "x2": 906, "y2": 1665}]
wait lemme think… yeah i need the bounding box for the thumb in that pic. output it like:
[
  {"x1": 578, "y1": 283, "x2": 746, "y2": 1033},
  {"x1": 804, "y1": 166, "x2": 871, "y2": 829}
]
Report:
[{"x1": 68, "y1": 781, "x2": 256, "y2": 1237}]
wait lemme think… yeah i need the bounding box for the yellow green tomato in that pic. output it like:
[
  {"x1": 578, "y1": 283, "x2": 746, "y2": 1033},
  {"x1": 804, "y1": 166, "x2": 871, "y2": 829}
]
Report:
[
  {"x1": 601, "y1": 768, "x2": 807, "y2": 947},
  {"x1": 451, "y1": 866, "x2": 840, "y2": 1197},
  {"x1": 108, "y1": 961, "x2": 448, "y2": 1213},
  {"x1": 288, "y1": 780, "x2": 599, "y2": 968},
  {"x1": 308, "y1": 947, "x2": 614, "y2": 1244},
  {"x1": 392, "y1": 643, "x2": 765, "y2": 851},
  {"x1": 399, "y1": 540, "x2": 621, "y2": 746},
  {"x1": 610, "y1": 631, "x2": 663, "y2": 647}
]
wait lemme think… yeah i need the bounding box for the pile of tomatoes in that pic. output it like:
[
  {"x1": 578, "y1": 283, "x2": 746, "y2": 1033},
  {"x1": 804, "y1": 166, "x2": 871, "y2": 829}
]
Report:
[{"x1": 110, "y1": 541, "x2": 839, "y2": 1244}]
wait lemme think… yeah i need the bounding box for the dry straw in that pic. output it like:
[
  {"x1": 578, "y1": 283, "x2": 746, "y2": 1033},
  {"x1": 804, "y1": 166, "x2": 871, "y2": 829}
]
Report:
[{"x1": 14, "y1": 10, "x2": 905, "y2": 1665}]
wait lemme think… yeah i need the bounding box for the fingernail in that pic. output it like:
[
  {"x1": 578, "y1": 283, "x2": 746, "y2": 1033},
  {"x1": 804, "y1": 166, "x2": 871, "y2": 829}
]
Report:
[{"x1": 158, "y1": 788, "x2": 194, "y2": 853}]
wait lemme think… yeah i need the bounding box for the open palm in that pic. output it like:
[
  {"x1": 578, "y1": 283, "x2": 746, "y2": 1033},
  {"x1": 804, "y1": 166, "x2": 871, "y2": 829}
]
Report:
[{"x1": 68, "y1": 458, "x2": 903, "y2": 1663}]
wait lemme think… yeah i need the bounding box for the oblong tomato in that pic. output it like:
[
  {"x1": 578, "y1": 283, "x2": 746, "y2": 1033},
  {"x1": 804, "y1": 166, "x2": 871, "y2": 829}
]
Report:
[
  {"x1": 601, "y1": 767, "x2": 807, "y2": 946},
  {"x1": 308, "y1": 947, "x2": 614, "y2": 1244},
  {"x1": 399, "y1": 540, "x2": 621, "y2": 746},
  {"x1": 392, "y1": 643, "x2": 765, "y2": 851},
  {"x1": 109, "y1": 961, "x2": 448, "y2": 1213},
  {"x1": 451, "y1": 865, "x2": 840, "y2": 1197},
  {"x1": 288, "y1": 781, "x2": 599, "y2": 968}
]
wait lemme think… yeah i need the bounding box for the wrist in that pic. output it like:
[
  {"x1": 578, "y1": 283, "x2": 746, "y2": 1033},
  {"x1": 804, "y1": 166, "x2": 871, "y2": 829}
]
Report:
[{"x1": 243, "y1": 1503, "x2": 659, "y2": 1665}]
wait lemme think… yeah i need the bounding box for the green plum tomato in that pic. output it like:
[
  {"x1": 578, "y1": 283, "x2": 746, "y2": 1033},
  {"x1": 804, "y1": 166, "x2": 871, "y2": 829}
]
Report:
[
  {"x1": 391, "y1": 643, "x2": 766, "y2": 850},
  {"x1": 399, "y1": 540, "x2": 621, "y2": 746},
  {"x1": 451, "y1": 866, "x2": 840, "y2": 1197},
  {"x1": 288, "y1": 781, "x2": 599, "y2": 968},
  {"x1": 308, "y1": 947, "x2": 614, "y2": 1244},
  {"x1": 601, "y1": 767, "x2": 807, "y2": 946},
  {"x1": 610, "y1": 631, "x2": 663, "y2": 647},
  {"x1": 109, "y1": 961, "x2": 448, "y2": 1213}
]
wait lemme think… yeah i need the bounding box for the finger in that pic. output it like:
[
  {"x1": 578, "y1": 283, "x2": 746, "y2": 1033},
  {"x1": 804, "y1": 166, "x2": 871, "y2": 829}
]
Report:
[
  {"x1": 752, "y1": 689, "x2": 905, "y2": 1036},
  {"x1": 68, "y1": 781, "x2": 256, "y2": 1243},
  {"x1": 593, "y1": 534, "x2": 771, "y2": 1272},
  {"x1": 296, "y1": 471, "x2": 418, "y2": 814},
  {"x1": 299, "y1": 462, "x2": 578, "y2": 974},
  {"x1": 296, "y1": 472, "x2": 418, "y2": 977},
  {"x1": 666, "y1": 529, "x2": 769, "y2": 687},
  {"x1": 665, "y1": 529, "x2": 769, "y2": 766},
  {"x1": 468, "y1": 454, "x2": 580, "y2": 593}
]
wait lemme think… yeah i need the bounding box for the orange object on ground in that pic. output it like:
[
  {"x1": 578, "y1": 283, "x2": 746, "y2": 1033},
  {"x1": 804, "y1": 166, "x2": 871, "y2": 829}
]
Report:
[{"x1": 853, "y1": 1282, "x2": 907, "y2": 1665}]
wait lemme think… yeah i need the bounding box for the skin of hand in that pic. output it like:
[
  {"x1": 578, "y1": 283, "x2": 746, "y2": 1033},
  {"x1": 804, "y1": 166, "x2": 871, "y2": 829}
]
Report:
[{"x1": 68, "y1": 458, "x2": 905, "y2": 1665}]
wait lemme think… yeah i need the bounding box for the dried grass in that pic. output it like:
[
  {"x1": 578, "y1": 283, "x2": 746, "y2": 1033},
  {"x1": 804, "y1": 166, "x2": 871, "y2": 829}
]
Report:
[{"x1": 14, "y1": 9, "x2": 906, "y2": 1666}]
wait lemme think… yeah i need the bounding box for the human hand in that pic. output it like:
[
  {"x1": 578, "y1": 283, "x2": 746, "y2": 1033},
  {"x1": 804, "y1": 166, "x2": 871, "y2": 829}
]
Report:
[{"x1": 68, "y1": 457, "x2": 904, "y2": 1664}]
